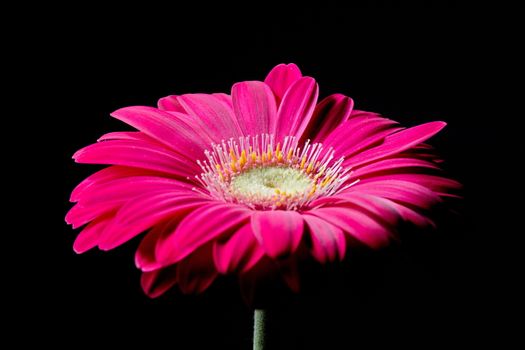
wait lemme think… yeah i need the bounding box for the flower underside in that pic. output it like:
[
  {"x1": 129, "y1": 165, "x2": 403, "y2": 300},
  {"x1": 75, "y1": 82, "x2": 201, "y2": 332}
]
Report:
[{"x1": 198, "y1": 134, "x2": 355, "y2": 210}]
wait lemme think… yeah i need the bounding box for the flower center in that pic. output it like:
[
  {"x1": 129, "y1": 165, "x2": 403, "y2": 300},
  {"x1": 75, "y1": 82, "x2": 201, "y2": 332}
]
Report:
[
  {"x1": 197, "y1": 134, "x2": 354, "y2": 210},
  {"x1": 231, "y1": 166, "x2": 313, "y2": 198}
]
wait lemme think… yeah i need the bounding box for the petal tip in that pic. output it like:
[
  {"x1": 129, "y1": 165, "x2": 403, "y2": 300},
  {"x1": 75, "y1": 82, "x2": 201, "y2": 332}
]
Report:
[
  {"x1": 73, "y1": 239, "x2": 91, "y2": 254},
  {"x1": 72, "y1": 245, "x2": 84, "y2": 254},
  {"x1": 72, "y1": 150, "x2": 81, "y2": 160},
  {"x1": 434, "y1": 121, "x2": 447, "y2": 128}
]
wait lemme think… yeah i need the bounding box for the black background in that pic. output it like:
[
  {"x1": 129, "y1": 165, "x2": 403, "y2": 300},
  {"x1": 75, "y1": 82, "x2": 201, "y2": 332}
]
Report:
[{"x1": 22, "y1": 2, "x2": 516, "y2": 349}]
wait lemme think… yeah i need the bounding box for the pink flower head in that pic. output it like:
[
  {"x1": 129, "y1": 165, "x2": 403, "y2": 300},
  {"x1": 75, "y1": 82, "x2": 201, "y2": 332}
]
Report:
[{"x1": 66, "y1": 63, "x2": 460, "y2": 298}]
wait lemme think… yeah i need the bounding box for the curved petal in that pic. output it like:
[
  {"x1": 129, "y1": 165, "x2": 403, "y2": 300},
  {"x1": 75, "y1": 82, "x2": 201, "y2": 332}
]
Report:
[
  {"x1": 239, "y1": 257, "x2": 308, "y2": 300},
  {"x1": 344, "y1": 180, "x2": 441, "y2": 209},
  {"x1": 239, "y1": 257, "x2": 278, "y2": 305},
  {"x1": 307, "y1": 206, "x2": 391, "y2": 249},
  {"x1": 99, "y1": 191, "x2": 209, "y2": 250},
  {"x1": 66, "y1": 179, "x2": 195, "y2": 229},
  {"x1": 177, "y1": 244, "x2": 218, "y2": 294},
  {"x1": 212, "y1": 93, "x2": 234, "y2": 109},
  {"x1": 141, "y1": 265, "x2": 178, "y2": 298},
  {"x1": 264, "y1": 63, "x2": 302, "y2": 103},
  {"x1": 323, "y1": 115, "x2": 401, "y2": 158},
  {"x1": 301, "y1": 94, "x2": 354, "y2": 143},
  {"x1": 178, "y1": 93, "x2": 243, "y2": 140},
  {"x1": 66, "y1": 202, "x2": 118, "y2": 229},
  {"x1": 358, "y1": 174, "x2": 462, "y2": 196},
  {"x1": 346, "y1": 121, "x2": 447, "y2": 167},
  {"x1": 135, "y1": 218, "x2": 181, "y2": 272},
  {"x1": 75, "y1": 176, "x2": 195, "y2": 206},
  {"x1": 97, "y1": 131, "x2": 152, "y2": 142},
  {"x1": 73, "y1": 139, "x2": 198, "y2": 178},
  {"x1": 157, "y1": 95, "x2": 186, "y2": 113},
  {"x1": 70, "y1": 166, "x2": 171, "y2": 202},
  {"x1": 232, "y1": 81, "x2": 277, "y2": 136},
  {"x1": 275, "y1": 77, "x2": 319, "y2": 141},
  {"x1": 311, "y1": 192, "x2": 400, "y2": 226},
  {"x1": 303, "y1": 214, "x2": 346, "y2": 263},
  {"x1": 352, "y1": 157, "x2": 441, "y2": 178},
  {"x1": 251, "y1": 210, "x2": 304, "y2": 259},
  {"x1": 213, "y1": 223, "x2": 265, "y2": 274},
  {"x1": 382, "y1": 199, "x2": 435, "y2": 228},
  {"x1": 73, "y1": 214, "x2": 114, "y2": 254},
  {"x1": 278, "y1": 257, "x2": 301, "y2": 293},
  {"x1": 340, "y1": 125, "x2": 403, "y2": 161},
  {"x1": 156, "y1": 203, "x2": 252, "y2": 265},
  {"x1": 111, "y1": 106, "x2": 211, "y2": 160}
]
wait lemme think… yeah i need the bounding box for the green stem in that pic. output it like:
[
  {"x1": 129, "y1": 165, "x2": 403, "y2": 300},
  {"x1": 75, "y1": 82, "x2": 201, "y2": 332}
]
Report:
[{"x1": 253, "y1": 309, "x2": 267, "y2": 350}]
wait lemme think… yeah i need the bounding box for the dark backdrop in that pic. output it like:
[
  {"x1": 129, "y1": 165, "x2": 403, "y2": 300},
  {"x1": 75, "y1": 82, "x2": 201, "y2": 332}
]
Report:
[{"x1": 26, "y1": 3, "x2": 513, "y2": 349}]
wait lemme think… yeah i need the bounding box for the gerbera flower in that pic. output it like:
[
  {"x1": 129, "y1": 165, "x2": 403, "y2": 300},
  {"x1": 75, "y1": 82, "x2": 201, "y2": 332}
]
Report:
[{"x1": 66, "y1": 63, "x2": 460, "y2": 298}]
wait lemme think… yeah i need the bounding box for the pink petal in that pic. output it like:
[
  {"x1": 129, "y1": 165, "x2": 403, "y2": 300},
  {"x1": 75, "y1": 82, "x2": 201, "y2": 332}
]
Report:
[
  {"x1": 278, "y1": 257, "x2": 301, "y2": 293},
  {"x1": 352, "y1": 157, "x2": 441, "y2": 178},
  {"x1": 397, "y1": 144, "x2": 443, "y2": 163},
  {"x1": 251, "y1": 210, "x2": 304, "y2": 259},
  {"x1": 70, "y1": 166, "x2": 156, "y2": 202},
  {"x1": 136, "y1": 218, "x2": 181, "y2": 272},
  {"x1": 312, "y1": 192, "x2": 400, "y2": 226},
  {"x1": 67, "y1": 178, "x2": 194, "y2": 229},
  {"x1": 141, "y1": 265, "x2": 178, "y2": 298},
  {"x1": 307, "y1": 206, "x2": 391, "y2": 249},
  {"x1": 322, "y1": 110, "x2": 386, "y2": 147},
  {"x1": 340, "y1": 125, "x2": 404, "y2": 161},
  {"x1": 66, "y1": 176, "x2": 195, "y2": 228},
  {"x1": 70, "y1": 167, "x2": 119, "y2": 201},
  {"x1": 66, "y1": 201, "x2": 120, "y2": 229},
  {"x1": 99, "y1": 191, "x2": 209, "y2": 250},
  {"x1": 263, "y1": 63, "x2": 302, "y2": 103},
  {"x1": 358, "y1": 174, "x2": 462, "y2": 196},
  {"x1": 73, "y1": 139, "x2": 198, "y2": 178},
  {"x1": 303, "y1": 214, "x2": 346, "y2": 263},
  {"x1": 73, "y1": 214, "x2": 114, "y2": 254},
  {"x1": 344, "y1": 193, "x2": 401, "y2": 225},
  {"x1": 156, "y1": 203, "x2": 252, "y2": 265},
  {"x1": 178, "y1": 94, "x2": 243, "y2": 140},
  {"x1": 324, "y1": 116, "x2": 401, "y2": 159},
  {"x1": 347, "y1": 121, "x2": 447, "y2": 167},
  {"x1": 213, "y1": 223, "x2": 265, "y2": 274},
  {"x1": 344, "y1": 180, "x2": 441, "y2": 209},
  {"x1": 111, "y1": 106, "x2": 212, "y2": 160},
  {"x1": 275, "y1": 77, "x2": 319, "y2": 141},
  {"x1": 96, "y1": 131, "x2": 179, "y2": 144},
  {"x1": 301, "y1": 94, "x2": 354, "y2": 143},
  {"x1": 97, "y1": 131, "x2": 148, "y2": 142},
  {"x1": 231, "y1": 81, "x2": 278, "y2": 136},
  {"x1": 157, "y1": 95, "x2": 186, "y2": 113},
  {"x1": 177, "y1": 244, "x2": 218, "y2": 294},
  {"x1": 75, "y1": 176, "x2": 194, "y2": 206},
  {"x1": 238, "y1": 257, "x2": 306, "y2": 300},
  {"x1": 239, "y1": 257, "x2": 278, "y2": 305},
  {"x1": 383, "y1": 199, "x2": 435, "y2": 228},
  {"x1": 212, "y1": 93, "x2": 234, "y2": 109}
]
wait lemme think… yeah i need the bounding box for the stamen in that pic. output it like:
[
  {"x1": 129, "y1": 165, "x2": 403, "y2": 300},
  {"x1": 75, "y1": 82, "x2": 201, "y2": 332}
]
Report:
[{"x1": 197, "y1": 134, "x2": 355, "y2": 210}]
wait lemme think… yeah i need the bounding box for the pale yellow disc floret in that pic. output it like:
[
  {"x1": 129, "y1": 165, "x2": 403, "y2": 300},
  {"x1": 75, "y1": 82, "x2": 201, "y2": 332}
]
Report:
[{"x1": 231, "y1": 166, "x2": 313, "y2": 199}]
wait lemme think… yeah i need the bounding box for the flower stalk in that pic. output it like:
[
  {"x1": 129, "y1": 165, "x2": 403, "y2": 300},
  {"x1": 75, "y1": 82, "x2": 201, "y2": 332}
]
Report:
[{"x1": 253, "y1": 309, "x2": 267, "y2": 350}]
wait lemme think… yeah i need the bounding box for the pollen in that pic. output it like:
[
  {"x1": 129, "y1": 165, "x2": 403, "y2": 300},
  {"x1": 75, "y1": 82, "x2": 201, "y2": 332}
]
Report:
[{"x1": 197, "y1": 134, "x2": 355, "y2": 210}]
